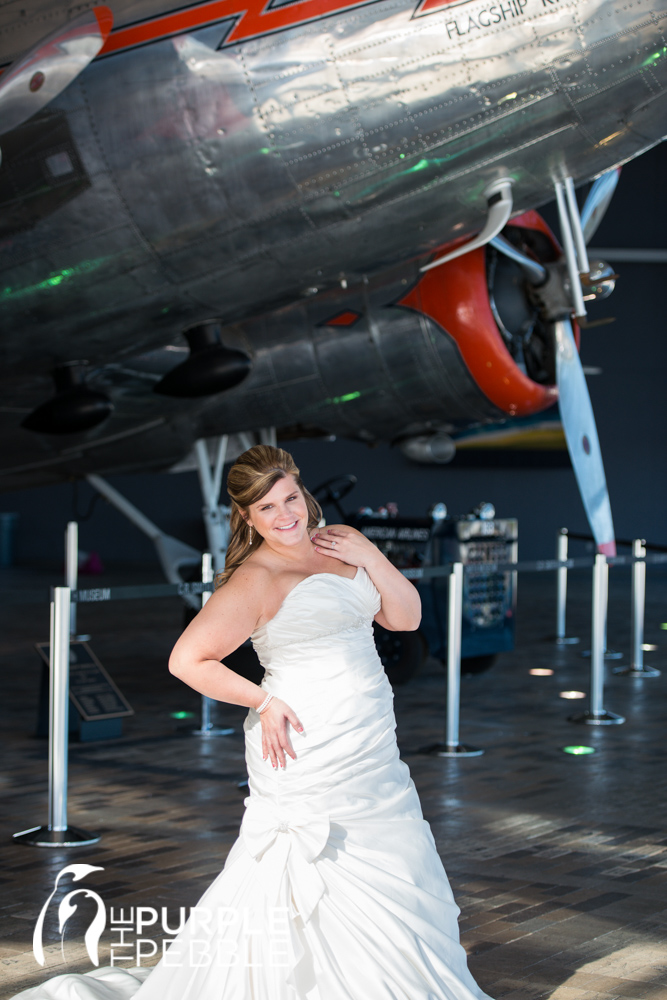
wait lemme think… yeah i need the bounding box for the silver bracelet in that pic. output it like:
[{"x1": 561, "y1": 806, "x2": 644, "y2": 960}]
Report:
[{"x1": 257, "y1": 693, "x2": 274, "y2": 714}]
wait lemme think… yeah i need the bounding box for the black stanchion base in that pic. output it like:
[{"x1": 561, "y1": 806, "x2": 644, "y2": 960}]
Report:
[
  {"x1": 580, "y1": 648, "x2": 623, "y2": 660},
  {"x1": 13, "y1": 825, "x2": 101, "y2": 847},
  {"x1": 613, "y1": 664, "x2": 661, "y2": 678},
  {"x1": 178, "y1": 725, "x2": 235, "y2": 736},
  {"x1": 568, "y1": 710, "x2": 625, "y2": 726},
  {"x1": 419, "y1": 742, "x2": 485, "y2": 757}
]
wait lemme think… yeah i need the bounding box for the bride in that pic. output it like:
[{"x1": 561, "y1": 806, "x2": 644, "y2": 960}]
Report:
[{"x1": 14, "y1": 445, "x2": 493, "y2": 1000}]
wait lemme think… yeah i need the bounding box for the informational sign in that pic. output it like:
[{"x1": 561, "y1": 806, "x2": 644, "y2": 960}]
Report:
[{"x1": 35, "y1": 641, "x2": 134, "y2": 721}]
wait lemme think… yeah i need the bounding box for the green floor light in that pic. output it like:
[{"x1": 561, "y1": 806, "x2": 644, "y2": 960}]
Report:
[
  {"x1": 170, "y1": 711, "x2": 195, "y2": 720},
  {"x1": 562, "y1": 745, "x2": 596, "y2": 755}
]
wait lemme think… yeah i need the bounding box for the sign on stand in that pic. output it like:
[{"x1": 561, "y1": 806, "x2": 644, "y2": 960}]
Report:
[{"x1": 36, "y1": 641, "x2": 134, "y2": 742}]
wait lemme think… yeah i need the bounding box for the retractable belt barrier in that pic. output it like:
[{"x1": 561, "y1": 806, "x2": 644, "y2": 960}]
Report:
[
  {"x1": 402, "y1": 552, "x2": 667, "y2": 579},
  {"x1": 10, "y1": 540, "x2": 666, "y2": 847},
  {"x1": 72, "y1": 581, "x2": 214, "y2": 602},
  {"x1": 4, "y1": 553, "x2": 666, "y2": 606},
  {"x1": 403, "y1": 547, "x2": 666, "y2": 753}
]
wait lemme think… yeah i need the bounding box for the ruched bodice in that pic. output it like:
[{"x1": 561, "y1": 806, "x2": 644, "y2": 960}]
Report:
[
  {"x1": 12, "y1": 568, "x2": 493, "y2": 1000},
  {"x1": 244, "y1": 568, "x2": 398, "y2": 809},
  {"x1": 251, "y1": 566, "x2": 379, "y2": 651}
]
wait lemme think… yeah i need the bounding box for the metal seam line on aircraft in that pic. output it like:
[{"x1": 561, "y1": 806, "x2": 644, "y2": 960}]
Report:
[
  {"x1": 1, "y1": 119, "x2": 576, "y2": 305},
  {"x1": 0, "y1": 0, "x2": 584, "y2": 86},
  {"x1": 2, "y1": 125, "x2": 577, "y2": 304},
  {"x1": 1, "y1": 0, "x2": 663, "y2": 75}
]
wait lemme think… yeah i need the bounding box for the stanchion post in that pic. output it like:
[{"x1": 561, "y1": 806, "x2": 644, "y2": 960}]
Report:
[
  {"x1": 555, "y1": 529, "x2": 579, "y2": 645},
  {"x1": 591, "y1": 556, "x2": 605, "y2": 716},
  {"x1": 569, "y1": 555, "x2": 624, "y2": 726},
  {"x1": 182, "y1": 553, "x2": 234, "y2": 738},
  {"x1": 14, "y1": 588, "x2": 100, "y2": 846},
  {"x1": 421, "y1": 563, "x2": 483, "y2": 757},
  {"x1": 65, "y1": 522, "x2": 78, "y2": 638},
  {"x1": 614, "y1": 539, "x2": 660, "y2": 678},
  {"x1": 65, "y1": 521, "x2": 90, "y2": 642},
  {"x1": 49, "y1": 586, "x2": 70, "y2": 830},
  {"x1": 632, "y1": 539, "x2": 646, "y2": 672},
  {"x1": 580, "y1": 547, "x2": 622, "y2": 660},
  {"x1": 445, "y1": 562, "x2": 463, "y2": 748}
]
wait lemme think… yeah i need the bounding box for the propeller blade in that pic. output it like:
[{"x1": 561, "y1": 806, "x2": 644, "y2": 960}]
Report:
[
  {"x1": 580, "y1": 168, "x2": 621, "y2": 244},
  {"x1": 489, "y1": 234, "x2": 547, "y2": 285},
  {"x1": 554, "y1": 318, "x2": 616, "y2": 556}
]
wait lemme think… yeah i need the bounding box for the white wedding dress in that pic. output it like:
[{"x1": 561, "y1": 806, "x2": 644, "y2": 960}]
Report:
[{"x1": 14, "y1": 568, "x2": 493, "y2": 1000}]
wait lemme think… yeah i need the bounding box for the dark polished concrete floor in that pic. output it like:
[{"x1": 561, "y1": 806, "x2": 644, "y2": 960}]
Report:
[{"x1": 1, "y1": 562, "x2": 666, "y2": 1000}]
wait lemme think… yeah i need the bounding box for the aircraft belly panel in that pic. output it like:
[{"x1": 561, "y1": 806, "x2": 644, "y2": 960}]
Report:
[
  {"x1": 6, "y1": 173, "x2": 131, "y2": 275},
  {"x1": 300, "y1": 193, "x2": 356, "y2": 230},
  {"x1": 189, "y1": 265, "x2": 509, "y2": 444}
]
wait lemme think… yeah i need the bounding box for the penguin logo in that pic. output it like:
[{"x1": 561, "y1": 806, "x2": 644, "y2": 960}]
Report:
[{"x1": 33, "y1": 864, "x2": 106, "y2": 967}]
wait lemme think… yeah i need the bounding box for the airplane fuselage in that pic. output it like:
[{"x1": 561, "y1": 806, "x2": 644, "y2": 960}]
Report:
[{"x1": 1, "y1": 0, "x2": 665, "y2": 378}]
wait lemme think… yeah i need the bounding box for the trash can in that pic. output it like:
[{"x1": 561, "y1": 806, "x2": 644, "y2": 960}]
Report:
[{"x1": 0, "y1": 512, "x2": 19, "y2": 568}]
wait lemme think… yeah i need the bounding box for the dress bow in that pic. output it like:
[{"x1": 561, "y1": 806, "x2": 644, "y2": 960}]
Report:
[{"x1": 240, "y1": 799, "x2": 330, "y2": 923}]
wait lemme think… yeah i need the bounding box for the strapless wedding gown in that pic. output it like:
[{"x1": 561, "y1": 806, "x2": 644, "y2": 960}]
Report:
[{"x1": 13, "y1": 568, "x2": 493, "y2": 1000}]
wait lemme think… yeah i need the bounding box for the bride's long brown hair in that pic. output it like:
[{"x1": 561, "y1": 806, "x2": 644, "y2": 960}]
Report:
[{"x1": 215, "y1": 445, "x2": 323, "y2": 589}]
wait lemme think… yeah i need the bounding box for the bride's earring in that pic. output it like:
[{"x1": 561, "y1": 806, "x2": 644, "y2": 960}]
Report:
[{"x1": 248, "y1": 525, "x2": 253, "y2": 545}]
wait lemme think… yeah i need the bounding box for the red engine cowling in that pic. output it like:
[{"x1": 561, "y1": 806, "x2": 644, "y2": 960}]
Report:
[{"x1": 400, "y1": 210, "x2": 578, "y2": 419}]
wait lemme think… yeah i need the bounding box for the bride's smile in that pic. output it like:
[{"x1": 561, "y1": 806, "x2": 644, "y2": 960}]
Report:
[{"x1": 246, "y1": 477, "x2": 310, "y2": 549}]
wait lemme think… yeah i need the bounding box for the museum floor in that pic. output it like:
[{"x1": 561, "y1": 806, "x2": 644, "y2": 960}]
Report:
[{"x1": 1, "y1": 562, "x2": 666, "y2": 1000}]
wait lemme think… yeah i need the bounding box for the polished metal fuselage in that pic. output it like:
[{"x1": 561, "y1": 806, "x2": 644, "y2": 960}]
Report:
[
  {"x1": 2, "y1": 0, "x2": 666, "y2": 365},
  {"x1": 0, "y1": 0, "x2": 665, "y2": 485}
]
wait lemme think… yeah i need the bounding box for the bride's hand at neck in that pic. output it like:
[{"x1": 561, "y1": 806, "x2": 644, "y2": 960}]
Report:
[
  {"x1": 311, "y1": 525, "x2": 421, "y2": 633},
  {"x1": 241, "y1": 473, "x2": 421, "y2": 631}
]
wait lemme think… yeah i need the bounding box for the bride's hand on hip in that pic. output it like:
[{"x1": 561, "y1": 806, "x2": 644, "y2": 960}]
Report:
[
  {"x1": 310, "y1": 526, "x2": 377, "y2": 568},
  {"x1": 261, "y1": 697, "x2": 304, "y2": 769}
]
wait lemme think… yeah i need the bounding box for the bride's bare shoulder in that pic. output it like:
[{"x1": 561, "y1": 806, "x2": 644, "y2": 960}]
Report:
[
  {"x1": 225, "y1": 558, "x2": 273, "y2": 596},
  {"x1": 211, "y1": 559, "x2": 273, "y2": 614}
]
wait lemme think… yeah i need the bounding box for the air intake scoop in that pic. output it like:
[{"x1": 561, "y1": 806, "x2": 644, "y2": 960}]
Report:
[{"x1": 154, "y1": 323, "x2": 252, "y2": 398}]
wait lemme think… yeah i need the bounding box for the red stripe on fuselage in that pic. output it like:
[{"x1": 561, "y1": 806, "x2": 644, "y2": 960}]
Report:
[
  {"x1": 98, "y1": 0, "x2": 462, "y2": 56},
  {"x1": 101, "y1": 0, "x2": 374, "y2": 54}
]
